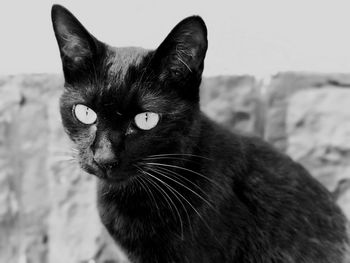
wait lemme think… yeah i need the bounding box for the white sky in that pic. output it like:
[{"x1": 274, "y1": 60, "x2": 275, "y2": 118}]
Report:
[{"x1": 1, "y1": 0, "x2": 350, "y2": 76}]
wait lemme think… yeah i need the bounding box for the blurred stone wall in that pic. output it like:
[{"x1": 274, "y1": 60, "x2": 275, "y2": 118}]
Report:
[
  {"x1": 1, "y1": 73, "x2": 350, "y2": 263},
  {"x1": 0, "y1": 75, "x2": 127, "y2": 263}
]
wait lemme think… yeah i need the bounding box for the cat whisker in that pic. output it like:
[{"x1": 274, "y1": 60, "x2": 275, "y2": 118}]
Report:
[
  {"x1": 142, "y1": 167, "x2": 214, "y2": 239},
  {"x1": 141, "y1": 166, "x2": 198, "y2": 240},
  {"x1": 147, "y1": 165, "x2": 214, "y2": 205},
  {"x1": 135, "y1": 165, "x2": 185, "y2": 239},
  {"x1": 143, "y1": 170, "x2": 192, "y2": 240},
  {"x1": 51, "y1": 155, "x2": 78, "y2": 164},
  {"x1": 147, "y1": 153, "x2": 213, "y2": 161},
  {"x1": 141, "y1": 161, "x2": 223, "y2": 191},
  {"x1": 139, "y1": 168, "x2": 187, "y2": 240},
  {"x1": 51, "y1": 145, "x2": 79, "y2": 153},
  {"x1": 142, "y1": 175, "x2": 186, "y2": 240},
  {"x1": 51, "y1": 153, "x2": 78, "y2": 159},
  {"x1": 145, "y1": 166, "x2": 225, "y2": 249},
  {"x1": 134, "y1": 166, "x2": 162, "y2": 217},
  {"x1": 144, "y1": 164, "x2": 219, "y2": 214},
  {"x1": 51, "y1": 150, "x2": 78, "y2": 155},
  {"x1": 135, "y1": 175, "x2": 162, "y2": 219},
  {"x1": 50, "y1": 147, "x2": 79, "y2": 162},
  {"x1": 143, "y1": 156, "x2": 200, "y2": 165}
]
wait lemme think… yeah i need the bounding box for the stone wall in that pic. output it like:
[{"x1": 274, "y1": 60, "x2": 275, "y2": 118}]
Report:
[
  {"x1": 0, "y1": 75, "x2": 126, "y2": 263},
  {"x1": 1, "y1": 73, "x2": 349, "y2": 262}
]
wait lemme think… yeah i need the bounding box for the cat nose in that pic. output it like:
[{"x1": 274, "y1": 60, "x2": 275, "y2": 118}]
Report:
[
  {"x1": 92, "y1": 132, "x2": 119, "y2": 170},
  {"x1": 93, "y1": 150, "x2": 119, "y2": 170}
]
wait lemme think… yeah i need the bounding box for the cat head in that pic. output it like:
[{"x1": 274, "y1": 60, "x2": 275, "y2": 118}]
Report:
[{"x1": 51, "y1": 5, "x2": 207, "y2": 183}]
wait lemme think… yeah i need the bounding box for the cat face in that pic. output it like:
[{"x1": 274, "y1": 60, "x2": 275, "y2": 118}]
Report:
[{"x1": 52, "y1": 5, "x2": 207, "y2": 184}]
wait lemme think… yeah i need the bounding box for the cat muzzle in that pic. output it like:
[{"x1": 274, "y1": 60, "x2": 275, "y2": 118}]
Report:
[{"x1": 94, "y1": 159, "x2": 119, "y2": 172}]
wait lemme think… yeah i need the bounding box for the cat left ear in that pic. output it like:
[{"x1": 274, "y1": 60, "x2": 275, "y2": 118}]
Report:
[
  {"x1": 51, "y1": 5, "x2": 103, "y2": 82},
  {"x1": 154, "y1": 16, "x2": 208, "y2": 78}
]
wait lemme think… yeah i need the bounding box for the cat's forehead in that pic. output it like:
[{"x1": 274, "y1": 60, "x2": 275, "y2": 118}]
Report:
[{"x1": 107, "y1": 46, "x2": 150, "y2": 79}]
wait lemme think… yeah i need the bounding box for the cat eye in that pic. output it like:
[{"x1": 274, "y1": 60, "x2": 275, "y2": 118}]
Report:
[
  {"x1": 134, "y1": 112, "x2": 159, "y2": 130},
  {"x1": 73, "y1": 104, "x2": 97, "y2": 125}
]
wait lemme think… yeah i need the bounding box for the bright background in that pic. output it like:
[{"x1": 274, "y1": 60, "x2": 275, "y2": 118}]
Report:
[{"x1": 1, "y1": 0, "x2": 350, "y2": 76}]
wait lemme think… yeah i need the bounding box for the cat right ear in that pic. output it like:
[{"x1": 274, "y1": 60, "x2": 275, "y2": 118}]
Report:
[
  {"x1": 153, "y1": 16, "x2": 208, "y2": 80},
  {"x1": 51, "y1": 5, "x2": 103, "y2": 83}
]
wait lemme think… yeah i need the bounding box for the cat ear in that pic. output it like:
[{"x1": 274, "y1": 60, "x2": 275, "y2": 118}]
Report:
[
  {"x1": 154, "y1": 16, "x2": 208, "y2": 78},
  {"x1": 51, "y1": 5, "x2": 103, "y2": 82}
]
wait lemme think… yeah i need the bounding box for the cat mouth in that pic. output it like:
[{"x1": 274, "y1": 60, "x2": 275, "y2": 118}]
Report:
[
  {"x1": 83, "y1": 161, "x2": 137, "y2": 183},
  {"x1": 104, "y1": 167, "x2": 131, "y2": 183}
]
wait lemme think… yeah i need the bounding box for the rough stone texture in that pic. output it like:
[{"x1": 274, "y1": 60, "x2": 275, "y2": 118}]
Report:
[
  {"x1": 0, "y1": 73, "x2": 350, "y2": 262},
  {"x1": 200, "y1": 75, "x2": 266, "y2": 137},
  {"x1": 0, "y1": 75, "x2": 126, "y2": 263},
  {"x1": 265, "y1": 72, "x2": 350, "y2": 152},
  {"x1": 286, "y1": 87, "x2": 350, "y2": 218},
  {"x1": 0, "y1": 76, "x2": 22, "y2": 263},
  {"x1": 46, "y1": 80, "x2": 101, "y2": 263}
]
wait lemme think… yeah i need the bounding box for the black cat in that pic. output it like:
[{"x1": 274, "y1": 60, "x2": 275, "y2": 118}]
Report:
[{"x1": 51, "y1": 5, "x2": 349, "y2": 263}]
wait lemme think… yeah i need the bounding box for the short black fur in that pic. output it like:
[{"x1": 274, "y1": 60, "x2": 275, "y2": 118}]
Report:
[{"x1": 52, "y1": 5, "x2": 349, "y2": 263}]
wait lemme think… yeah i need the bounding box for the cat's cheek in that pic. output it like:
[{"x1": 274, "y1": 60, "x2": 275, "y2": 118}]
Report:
[
  {"x1": 71, "y1": 124, "x2": 97, "y2": 145},
  {"x1": 71, "y1": 125, "x2": 102, "y2": 177},
  {"x1": 87, "y1": 125, "x2": 97, "y2": 145},
  {"x1": 77, "y1": 149, "x2": 106, "y2": 179}
]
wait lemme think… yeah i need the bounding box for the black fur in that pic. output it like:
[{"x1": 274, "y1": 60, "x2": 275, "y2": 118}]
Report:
[{"x1": 52, "y1": 5, "x2": 349, "y2": 263}]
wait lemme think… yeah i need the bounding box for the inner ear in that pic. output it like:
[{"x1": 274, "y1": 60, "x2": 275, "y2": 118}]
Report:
[
  {"x1": 154, "y1": 16, "x2": 208, "y2": 78},
  {"x1": 55, "y1": 22, "x2": 92, "y2": 63},
  {"x1": 51, "y1": 5, "x2": 102, "y2": 79}
]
